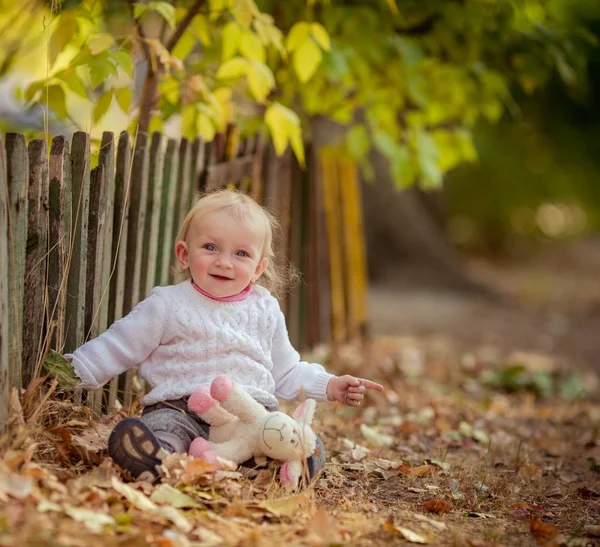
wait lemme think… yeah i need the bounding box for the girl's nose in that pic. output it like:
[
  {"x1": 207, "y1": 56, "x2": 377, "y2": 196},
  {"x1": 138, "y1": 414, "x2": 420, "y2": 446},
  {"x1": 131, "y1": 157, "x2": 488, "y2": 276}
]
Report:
[{"x1": 216, "y1": 256, "x2": 232, "y2": 268}]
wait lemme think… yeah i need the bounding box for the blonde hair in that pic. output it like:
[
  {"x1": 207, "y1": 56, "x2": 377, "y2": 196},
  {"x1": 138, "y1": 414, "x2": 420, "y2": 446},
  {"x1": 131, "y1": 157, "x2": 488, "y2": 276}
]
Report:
[{"x1": 174, "y1": 189, "x2": 297, "y2": 297}]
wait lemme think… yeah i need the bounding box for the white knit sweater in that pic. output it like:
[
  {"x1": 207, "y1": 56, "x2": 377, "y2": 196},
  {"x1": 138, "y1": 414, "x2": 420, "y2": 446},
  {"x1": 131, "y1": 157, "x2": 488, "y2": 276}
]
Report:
[{"x1": 66, "y1": 280, "x2": 334, "y2": 409}]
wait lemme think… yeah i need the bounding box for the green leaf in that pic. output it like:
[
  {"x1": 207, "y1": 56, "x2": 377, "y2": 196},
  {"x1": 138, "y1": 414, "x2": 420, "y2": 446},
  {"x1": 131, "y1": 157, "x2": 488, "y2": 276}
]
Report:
[
  {"x1": 115, "y1": 88, "x2": 132, "y2": 114},
  {"x1": 88, "y1": 34, "x2": 115, "y2": 55},
  {"x1": 222, "y1": 21, "x2": 241, "y2": 60},
  {"x1": 390, "y1": 145, "x2": 417, "y2": 188},
  {"x1": 62, "y1": 69, "x2": 88, "y2": 99},
  {"x1": 293, "y1": 39, "x2": 322, "y2": 83},
  {"x1": 285, "y1": 22, "x2": 310, "y2": 53},
  {"x1": 247, "y1": 61, "x2": 274, "y2": 102},
  {"x1": 216, "y1": 57, "x2": 248, "y2": 79},
  {"x1": 239, "y1": 30, "x2": 265, "y2": 62},
  {"x1": 150, "y1": 1, "x2": 176, "y2": 29},
  {"x1": 346, "y1": 125, "x2": 370, "y2": 161},
  {"x1": 46, "y1": 85, "x2": 69, "y2": 121},
  {"x1": 49, "y1": 13, "x2": 78, "y2": 69},
  {"x1": 42, "y1": 349, "x2": 79, "y2": 389},
  {"x1": 111, "y1": 51, "x2": 134, "y2": 77},
  {"x1": 197, "y1": 112, "x2": 216, "y2": 141},
  {"x1": 88, "y1": 55, "x2": 114, "y2": 89},
  {"x1": 310, "y1": 23, "x2": 330, "y2": 52},
  {"x1": 265, "y1": 102, "x2": 302, "y2": 161},
  {"x1": 93, "y1": 90, "x2": 113, "y2": 123},
  {"x1": 416, "y1": 131, "x2": 442, "y2": 188},
  {"x1": 182, "y1": 104, "x2": 197, "y2": 140},
  {"x1": 191, "y1": 14, "x2": 211, "y2": 45},
  {"x1": 133, "y1": 3, "x2": 148, "y2": 19}
]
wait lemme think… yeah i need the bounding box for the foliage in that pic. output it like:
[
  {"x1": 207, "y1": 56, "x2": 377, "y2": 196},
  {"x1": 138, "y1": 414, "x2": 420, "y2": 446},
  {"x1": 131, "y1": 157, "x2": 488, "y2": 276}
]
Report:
[{"x1": 3, "y1": 0, "x2": 597, "y2": 187}]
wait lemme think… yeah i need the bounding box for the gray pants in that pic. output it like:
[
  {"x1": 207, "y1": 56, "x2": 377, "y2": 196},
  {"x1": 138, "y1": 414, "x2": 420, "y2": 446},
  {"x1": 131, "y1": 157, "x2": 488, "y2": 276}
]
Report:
[{"x1": 140, "y1": 398, "x2": 326, "y2": 479}]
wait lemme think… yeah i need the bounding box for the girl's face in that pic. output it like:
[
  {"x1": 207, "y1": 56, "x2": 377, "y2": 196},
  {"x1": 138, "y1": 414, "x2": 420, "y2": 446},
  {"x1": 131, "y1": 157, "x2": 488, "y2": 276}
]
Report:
[{"x1": 175, "y1": 209, "x2": 268, "y2": 298}]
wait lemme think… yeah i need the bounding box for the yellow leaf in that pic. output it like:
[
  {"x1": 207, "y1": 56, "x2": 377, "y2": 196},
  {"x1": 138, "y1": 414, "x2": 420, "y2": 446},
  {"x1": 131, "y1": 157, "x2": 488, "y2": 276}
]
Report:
[
  {"x1": 150, "y1": 484, "x2": 203, "y2": 508},
  {"x1": 393, "y1": 525, "x2": 429, "y2": 543},
  {"x1": 252, "y1": 493, "x2": 310, "y2": 517},
  {"x1": 65, "y1": 507, "x2": 115, "y2": 534},
  {"x1": 247, "y1": 61, "x2": 275, "y2": 101},
  {"x1": 285, "y1": 22, "x2": 310, "y2": 53},
  {"x1": 293, "y1": 39, "x2": 322, "y2": 83},
  {"x1": 191, "y1": 14, "x2": 211, "y2": 45},
  {"x1": 222, "y1": 21, "x2": 241, "y2": 60},
  {"x1": 239, "y1": 30, "x2": 266, "y2": 62},
  {"x1": 385, "y1": 0, "x2": 399, "y2": 14},
  {"x1": 197, "y1": 113, "x2": 216, "y2": 141},
  {"x1": 310, "y1": 23, "x2": 330, "y2": 51},
  {"x1": 88, "y1": 33, "x2": 114, "y2": 56},
  {"x1": 216, "y1": 57, "x2": 248, "y2": 79},
  {"x1": 289, "y1": 125, "x2": 305, "y2": 168},
  {"x1": 232, "y1": 0, "x2": 253, "y2": 27},
  {"x1": 93, "y1": 90, "x2": 113, "y2": 123},
  {"x1": 115, "y1": 88, "x2": 132, "y2": 114},
  {"x1": 265, "y1": 103, "x2": 290, "y2": 156},
  {"x1": 111, "y1": 477, "x2": 157, "y2": 512}
]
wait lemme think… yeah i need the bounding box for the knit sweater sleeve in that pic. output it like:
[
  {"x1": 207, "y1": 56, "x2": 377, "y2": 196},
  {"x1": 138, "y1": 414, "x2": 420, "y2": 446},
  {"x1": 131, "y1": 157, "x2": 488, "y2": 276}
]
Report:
[
  {"x1": 64, "y1": 287, "x2": 170, "y2": 389},
  {"x1": 270, "y1": 306, "x2": 334, "y2": 401}
]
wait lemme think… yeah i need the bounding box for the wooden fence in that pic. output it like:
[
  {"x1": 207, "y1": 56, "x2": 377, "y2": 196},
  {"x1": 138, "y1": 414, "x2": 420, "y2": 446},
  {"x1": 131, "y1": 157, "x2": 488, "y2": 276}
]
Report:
[{"x1": 0, "y1": 127, "x2": 368, "y2": 432}]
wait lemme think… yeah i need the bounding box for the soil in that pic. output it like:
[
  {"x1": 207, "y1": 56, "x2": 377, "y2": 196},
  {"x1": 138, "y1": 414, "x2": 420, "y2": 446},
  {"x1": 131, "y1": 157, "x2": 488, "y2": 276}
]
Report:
[{"x1": 368, "y1": 236, "x2": 600, "y2": 375}]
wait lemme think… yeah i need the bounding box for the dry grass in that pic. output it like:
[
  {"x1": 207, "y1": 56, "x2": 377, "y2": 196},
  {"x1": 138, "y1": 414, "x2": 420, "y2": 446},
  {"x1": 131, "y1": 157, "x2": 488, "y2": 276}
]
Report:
[{"x1": 0, "y1": 335, "x2": 599, "y2": 546}]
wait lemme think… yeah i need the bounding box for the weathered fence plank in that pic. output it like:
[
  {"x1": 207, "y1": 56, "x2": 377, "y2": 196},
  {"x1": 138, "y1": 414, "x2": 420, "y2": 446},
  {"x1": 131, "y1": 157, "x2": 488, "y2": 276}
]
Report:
[
  {"x1": 172, "y1": 138, "x2": 191, "y2": 258},
  {"x1": 156, "y1": 139, "x2": 178, "y2": 286},
  {"x1": 142, "y1": 132, "x2": 164, "y2": 298},
  {"x1": 107, "y1": 132, "x2": 131, "y2": 409},
  {"x1": 22, "y1": 140, "x2": 49, "y2": 386},
  {"x1": 190, "y1": 138, "x2": 205, "y2": 202},
  {"x1": 65, "y1": 132, "x2": 91, "y2": 355},
  {"x1": 0, "y1": 137, "x2": 9, "y2": 433},
  {"x1": 98, "y1": 132, "x2": 115, "y2": 335},
  {"x1": 85, "y1": 165, "x2": 106, "y2": 416},
  {"x1": 5, "y1": 134, "x2": 28, "y2": 389},
  {"x1": 48, "y1": 137, "x2": 71, "y2": 351}
]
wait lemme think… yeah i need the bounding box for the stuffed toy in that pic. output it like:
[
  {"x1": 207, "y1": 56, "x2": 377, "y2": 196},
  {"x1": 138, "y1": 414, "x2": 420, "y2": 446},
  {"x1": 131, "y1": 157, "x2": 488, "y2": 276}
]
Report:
[{"x1": 187, "y1": 375, "x2": 317, "y2": 489}]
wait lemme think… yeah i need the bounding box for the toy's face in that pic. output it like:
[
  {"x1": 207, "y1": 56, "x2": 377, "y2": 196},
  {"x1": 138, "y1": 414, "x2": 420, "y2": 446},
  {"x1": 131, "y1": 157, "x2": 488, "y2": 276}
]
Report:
[{"x1": 260, "y1": 412, "x2": 307, "y2": 460}]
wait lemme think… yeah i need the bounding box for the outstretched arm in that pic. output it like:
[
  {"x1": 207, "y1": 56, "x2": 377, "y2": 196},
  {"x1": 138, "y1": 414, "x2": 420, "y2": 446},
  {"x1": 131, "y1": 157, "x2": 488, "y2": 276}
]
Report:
[{"x1": 270, "y1": 309, "x2": 334, "y2": 401}]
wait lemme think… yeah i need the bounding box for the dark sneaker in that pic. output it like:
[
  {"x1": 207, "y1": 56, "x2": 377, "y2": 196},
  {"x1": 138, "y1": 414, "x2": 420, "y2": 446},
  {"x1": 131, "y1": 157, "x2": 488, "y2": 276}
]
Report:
[{"x1": 108, "y1": 417, "x2": 172, "y2": 481}]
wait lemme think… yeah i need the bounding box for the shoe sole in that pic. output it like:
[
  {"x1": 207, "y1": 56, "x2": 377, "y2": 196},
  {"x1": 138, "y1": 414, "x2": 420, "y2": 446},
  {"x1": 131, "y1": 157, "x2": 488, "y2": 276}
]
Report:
[{"x1": 108, "y1": 417, "x2": 168, "y2": 480}]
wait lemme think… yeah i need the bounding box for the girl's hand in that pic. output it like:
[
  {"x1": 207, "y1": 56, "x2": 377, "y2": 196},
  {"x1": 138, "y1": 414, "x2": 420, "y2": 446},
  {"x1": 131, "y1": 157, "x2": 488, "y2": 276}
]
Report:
[{"x1": 326, "y1": 375, "x2": 384, "y2": 407}]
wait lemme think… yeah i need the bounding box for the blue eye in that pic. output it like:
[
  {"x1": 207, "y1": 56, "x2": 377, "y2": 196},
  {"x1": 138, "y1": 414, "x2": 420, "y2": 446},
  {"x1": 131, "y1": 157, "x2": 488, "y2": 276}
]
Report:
[
  {"x1": 236, "y1": 250, "x2": 249, "y2": 257},
  {"x1": 204, "y1": 244, "x2": 216, "y2": 251}
]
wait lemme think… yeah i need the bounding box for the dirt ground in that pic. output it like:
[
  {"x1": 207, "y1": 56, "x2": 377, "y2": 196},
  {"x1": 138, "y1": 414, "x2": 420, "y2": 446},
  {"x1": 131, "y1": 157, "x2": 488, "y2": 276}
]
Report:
[{"x1": 368, "y1": 236, "x2": 600, "y2": 375}]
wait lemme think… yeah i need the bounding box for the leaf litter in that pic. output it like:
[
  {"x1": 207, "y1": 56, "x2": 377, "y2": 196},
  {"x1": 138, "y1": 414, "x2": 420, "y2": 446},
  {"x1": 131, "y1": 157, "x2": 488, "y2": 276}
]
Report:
[{"x1": 1, "y1": 335, "x2": 599, "y2": 546}]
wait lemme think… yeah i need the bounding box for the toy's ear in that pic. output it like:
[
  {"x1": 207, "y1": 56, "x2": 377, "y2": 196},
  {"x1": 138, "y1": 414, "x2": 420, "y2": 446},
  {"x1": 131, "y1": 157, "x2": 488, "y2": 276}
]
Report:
[{"x1": 292, "y1": 399, "x2": 316, "y2": 425}]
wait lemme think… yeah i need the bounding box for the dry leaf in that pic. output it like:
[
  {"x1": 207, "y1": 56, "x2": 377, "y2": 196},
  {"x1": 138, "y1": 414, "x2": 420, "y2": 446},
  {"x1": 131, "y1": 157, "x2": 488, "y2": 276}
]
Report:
[
  {"x1": 422, "y1": 498, "x2": 449, "y2": 514},
  {"x1": 530, "y1": 516, "x2": 560, "y2": 544},
  {"x1": 409, "y1": 465, "x2": 436, "y2": 477},
  {"x1": 111, "y1": 477, "x2": 157, "y2": 511},
  {"x1": 412, "y1": 512, "x2": 448, "y2": 531},
  {"x1": 254, "y1": 493, "x2": 310, "y2": 518},
  {"x1": 151, "y1": 484, "x2": 203, "y2": 508},
  {"x1": 65, "y1": 506, "x2": 115, "y2": 533},
  {"x1": 584, "y1": 525, "x2": 600, "y2": 537},
  {"x1": 308, "y1": 506, "x2": 339, "y2": 543},
  {"x1": 360, "y1": 424, "x2": 395, "y2": 447},
  {"x1": 385, "y1": 521, "x2": 430, "y2": 544}
]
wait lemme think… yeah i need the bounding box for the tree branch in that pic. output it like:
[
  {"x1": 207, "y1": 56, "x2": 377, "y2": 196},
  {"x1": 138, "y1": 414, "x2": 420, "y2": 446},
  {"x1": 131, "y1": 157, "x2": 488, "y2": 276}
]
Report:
[{"x1": 166, "y1": 0, "x2": 207, "y2": 52}]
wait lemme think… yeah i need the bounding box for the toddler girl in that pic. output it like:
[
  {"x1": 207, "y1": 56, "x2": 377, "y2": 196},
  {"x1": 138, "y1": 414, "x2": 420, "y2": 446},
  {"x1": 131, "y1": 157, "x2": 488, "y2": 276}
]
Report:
[{"x1": 65, "y1": 189, "x2": 383, "y2": 481}]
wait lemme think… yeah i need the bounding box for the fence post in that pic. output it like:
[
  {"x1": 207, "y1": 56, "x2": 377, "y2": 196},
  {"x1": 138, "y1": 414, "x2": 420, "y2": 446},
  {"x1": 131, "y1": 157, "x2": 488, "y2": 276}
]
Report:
[
  {"x1": 107, "y1": 132, "x2": 131, "y2": 409},
  {"x1": 0, "y1": 137, "x2": 9, "y2": 433},
  {"x1": 5, "y1": 134, "x2": 28, "y2": 390},
  {"x1": 22, "y1": 140, "x2": 49, "y2": 386},
  {"x1": 171, "y1": 138, "x2": 191, "y2": 271},
  {"x1": 156, "y1": 139, "x2": 179, "y2": 287},
  {"x1": 190, "y1": 138, "x2": 204, "y2": 203},
  {"x1": 48, "y1": 136, "x2": 72, "y2": 351},
  {"x1": 98, "y1": 132, "x2": 115, "y2": 335},
  {"x1": 85, "y1": 164, "x2": 106, "y2": 416},
  {"x1": 142, "y1": 132, "x2": 164, "y2": 297},
  {"x1": 65, "y1": 132, "x2": 90, "y2": 355}
]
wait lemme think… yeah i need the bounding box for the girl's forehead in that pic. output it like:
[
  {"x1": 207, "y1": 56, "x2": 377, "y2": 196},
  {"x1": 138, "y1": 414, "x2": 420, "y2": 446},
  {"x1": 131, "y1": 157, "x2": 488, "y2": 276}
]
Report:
[{"x1": 190, "y1": 208, "x2": 266, "y2": 243}]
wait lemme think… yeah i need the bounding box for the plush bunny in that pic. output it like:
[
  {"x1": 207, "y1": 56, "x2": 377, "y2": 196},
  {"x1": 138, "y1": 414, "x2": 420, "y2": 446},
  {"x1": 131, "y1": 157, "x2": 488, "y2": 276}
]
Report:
[{"x1": 187, "y1": 375, "x2": 318, "y2": 489}]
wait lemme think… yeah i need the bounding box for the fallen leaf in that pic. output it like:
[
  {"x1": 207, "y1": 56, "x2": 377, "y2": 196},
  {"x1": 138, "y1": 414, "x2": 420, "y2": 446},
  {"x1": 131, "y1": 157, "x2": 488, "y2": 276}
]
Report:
[
  {"x1": 385, "y1": 521, "x2": 430, "y2": 544},
  {"x1": 154, "y1": 505, "x2": 192, "y2": 533},
  {"x1": 413, "y1": 512, "x2": 448, "y2": 531},
  {"x1": 530, "y1": 516, "x2": 559, "y2": 544},
  {"x1": 253, "y1": 493, "x2": 310, "y2": 518},
  {"x1": 409, "y1": 465, "x2": 436, "y2": 477},
  {"x1": 422, "y1": 499, "x2": 449, "y2": 514},
  {"x1": 307, "y1": 506, "x2": 339, "y2": 543},
  {"x1": 111, "y1": 476, "x2": 157, "y2": 511},
  {"x1": 544, "y1": 484, "x2": 562, "y2": 498},
  {"x1": 151, "y1": 484, "x2": 203, "y2": 508},
  {"x1": 578, "y1": 486, "x2": 599, "y2": 499},
  {"x1": 360, "y1": 424, "x2": 395, "y2": 447},
  {"x1": 0, "y1": 471, "x2": 34, "y2": 500},
  {"x1": 65, "y1": 506, "x2": 115, "y2": 533}
]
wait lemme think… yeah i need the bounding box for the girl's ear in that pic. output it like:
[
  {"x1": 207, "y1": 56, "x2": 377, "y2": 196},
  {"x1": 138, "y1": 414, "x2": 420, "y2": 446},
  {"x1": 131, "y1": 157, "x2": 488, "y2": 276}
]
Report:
[
  {"x1": 175, "y1": 241, "x2": 189, "y2": 269},
  {"x1": 252, "y1": 257, "x2": 268, "y2": 283}
]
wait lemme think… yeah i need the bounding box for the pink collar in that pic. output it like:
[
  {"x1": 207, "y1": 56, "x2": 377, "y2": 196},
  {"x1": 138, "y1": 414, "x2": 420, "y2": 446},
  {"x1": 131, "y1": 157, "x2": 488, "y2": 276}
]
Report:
[{"x1": 191, "y1": 280, "x2": 252, "y2": 302}]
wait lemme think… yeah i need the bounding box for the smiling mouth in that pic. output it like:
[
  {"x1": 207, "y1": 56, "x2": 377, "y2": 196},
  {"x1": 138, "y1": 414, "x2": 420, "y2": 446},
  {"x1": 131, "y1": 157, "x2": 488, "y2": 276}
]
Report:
[{"x1": 210, "y1": 274, "x2": 233, "y2": 281}]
